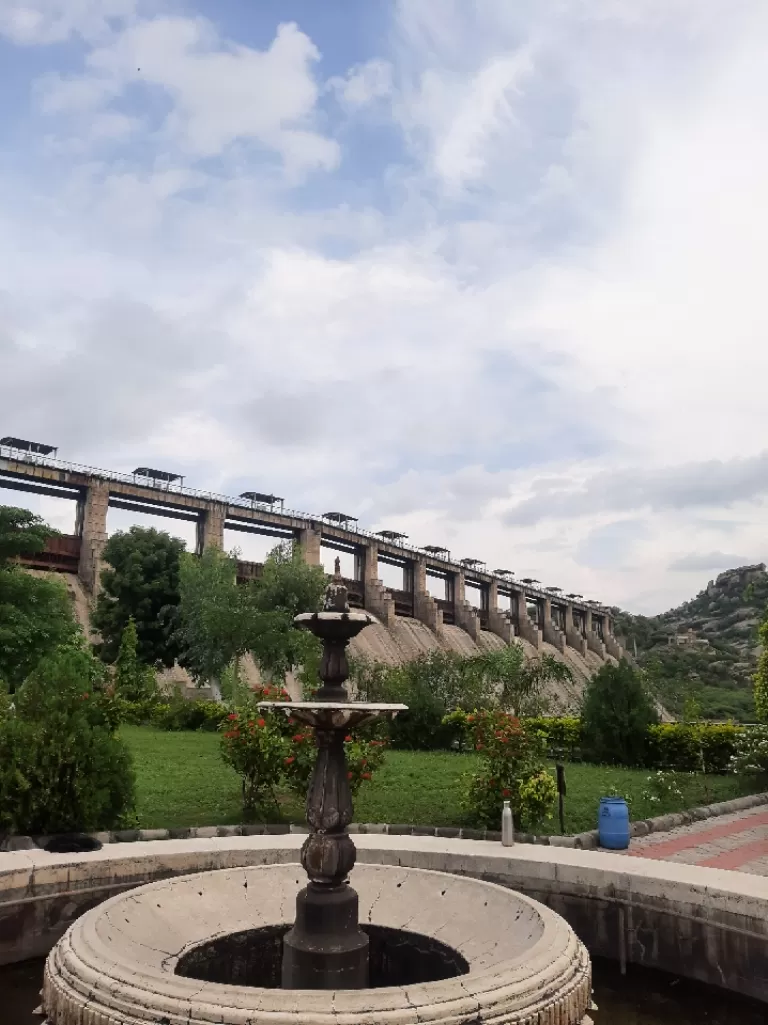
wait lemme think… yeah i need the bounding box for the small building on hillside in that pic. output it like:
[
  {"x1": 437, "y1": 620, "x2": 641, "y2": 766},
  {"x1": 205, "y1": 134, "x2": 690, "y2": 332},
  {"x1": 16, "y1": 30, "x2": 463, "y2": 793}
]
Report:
[{"x1": 668, "y1": 628, "x2": 709, "y2": 649}]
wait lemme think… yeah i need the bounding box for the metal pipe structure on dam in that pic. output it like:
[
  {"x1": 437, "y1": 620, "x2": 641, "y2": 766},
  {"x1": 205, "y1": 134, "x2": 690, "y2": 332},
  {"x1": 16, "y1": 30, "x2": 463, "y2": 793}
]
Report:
[{"x1": 0, "y1": 441, "x2": 624, "y2": 661}]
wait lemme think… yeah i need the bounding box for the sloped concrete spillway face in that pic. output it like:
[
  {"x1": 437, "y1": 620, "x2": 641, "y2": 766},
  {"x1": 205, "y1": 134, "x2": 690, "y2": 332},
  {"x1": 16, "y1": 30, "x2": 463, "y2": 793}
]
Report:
[{"x1": 42, "y1": 863, "x2": 593, "y2": 1025}]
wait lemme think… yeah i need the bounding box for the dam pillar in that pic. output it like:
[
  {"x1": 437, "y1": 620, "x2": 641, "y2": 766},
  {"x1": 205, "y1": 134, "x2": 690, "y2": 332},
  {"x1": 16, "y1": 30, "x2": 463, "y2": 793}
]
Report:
[
  {"x1": 514, "y1": 590, "x2": 541, "y2": 649},
  {"x1": 584, "y1": 608, "x2": 606, "y2": 658},
  {"x1": 541, "y1": 595, "x2": 566, "y2": 653},
  {"x1": 486, "y1": 578, "x2": 514, "y2": 644},
  {"x1": 602, "y1": 613, "x2": 624, "y2": 659},
  {"x1": 77, "y1": 480, "x2": 109, "y2": 595},
  {"x1": 196, "y1": 501, "x2": 226, "y2": 554},
  {"x1": 413, "y1": 556, "x2": 443, "y2": 634},
  {"x1": 297, "y1": 524, "x2": 322, "y2": 567},
  {"x1": 361, "y1": 540, "x2": 396, "y2": 627},
  {"x1": 452, "y1": 569, "x2": 480, "y2": 641},
  {"x1": 564, "y1": 603, "x2": 588, "y2": 657}
]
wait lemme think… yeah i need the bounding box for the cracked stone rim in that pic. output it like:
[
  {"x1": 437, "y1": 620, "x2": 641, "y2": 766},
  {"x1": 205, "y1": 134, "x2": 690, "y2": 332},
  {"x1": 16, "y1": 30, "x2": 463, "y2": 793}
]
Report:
[{"x1": 43, "y1": 863, "x2": 592, "y2": 1025}]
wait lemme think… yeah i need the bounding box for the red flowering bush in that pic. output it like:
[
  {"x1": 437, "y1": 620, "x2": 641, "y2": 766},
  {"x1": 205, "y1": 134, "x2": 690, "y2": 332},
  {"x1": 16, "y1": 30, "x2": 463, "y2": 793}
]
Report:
[
  {"x1": 448, "y1": 709, "x2": 556, "y2": 830},
  {"x1": 220, "y1": 685, "x2": 389, "y2": 818},
  {"x1": 281, "y1": 728, "x2": 388, "y2": 799},
  {"x1": 219, "y1": 697, "x2": 287, "y2": 818}
]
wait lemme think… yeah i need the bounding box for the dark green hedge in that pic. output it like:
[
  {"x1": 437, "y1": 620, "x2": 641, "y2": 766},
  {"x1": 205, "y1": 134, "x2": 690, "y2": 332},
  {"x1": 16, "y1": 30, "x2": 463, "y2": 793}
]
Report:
[{"x1": 525, "y1": 716, "x2": 742, "y2": 773}]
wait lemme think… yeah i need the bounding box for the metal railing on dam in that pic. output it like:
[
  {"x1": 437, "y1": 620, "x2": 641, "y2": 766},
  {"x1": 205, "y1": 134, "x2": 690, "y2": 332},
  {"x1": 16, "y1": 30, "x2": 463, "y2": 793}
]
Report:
[{"x1": 0, "y1": 443, "x2": 609, "y2": 614}]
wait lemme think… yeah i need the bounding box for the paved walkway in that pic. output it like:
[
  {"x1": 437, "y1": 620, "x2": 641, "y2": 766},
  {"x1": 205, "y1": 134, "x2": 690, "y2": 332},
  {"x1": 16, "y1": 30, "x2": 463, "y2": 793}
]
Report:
[{"x1": 625, "y1": 805, "x2": 768, "y2": 874}]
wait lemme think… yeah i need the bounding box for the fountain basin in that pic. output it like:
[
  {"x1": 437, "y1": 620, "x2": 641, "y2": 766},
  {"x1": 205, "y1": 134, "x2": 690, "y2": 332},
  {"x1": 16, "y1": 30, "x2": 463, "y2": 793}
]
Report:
[{"x1": 42, "y1": 862, "x2": 592, "y2": 1024}]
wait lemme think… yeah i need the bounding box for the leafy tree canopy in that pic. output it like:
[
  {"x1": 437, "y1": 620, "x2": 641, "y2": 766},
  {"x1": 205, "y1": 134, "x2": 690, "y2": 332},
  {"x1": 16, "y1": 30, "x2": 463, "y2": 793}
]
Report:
[
  {"x1": 176, "y1": 547, "x2": 252, "y2": 694},
  {"x1": 581, "y1": 659, "x2": 659, "y2": 767},
  {"x1": 245, "y1": 543, "x2": 326, "y2": 685},
  {"x1": 176, "y1": 542, "x2": 326, "y2": 696},
  {"x1": 0, "y1": 569, "x2": 78, "y2": 691},
  {"x1": 93, "y1": 526, "x2": 185, "y2": 666},
  {"x1": 250, "y1": 543, "x2": 327, "y2": 619},
  {"x1": 0, "y1": 506, "x2": 56, "y2": 567},
  {"x1": 0, "y1": 505, "x2": 78, "y2": 692}
]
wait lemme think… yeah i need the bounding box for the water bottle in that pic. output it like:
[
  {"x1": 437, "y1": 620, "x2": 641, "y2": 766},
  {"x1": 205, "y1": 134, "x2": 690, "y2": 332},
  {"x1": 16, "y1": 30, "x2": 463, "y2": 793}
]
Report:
[{"x1": 501, "y1": 800, "x2": 514, "y2": 847}]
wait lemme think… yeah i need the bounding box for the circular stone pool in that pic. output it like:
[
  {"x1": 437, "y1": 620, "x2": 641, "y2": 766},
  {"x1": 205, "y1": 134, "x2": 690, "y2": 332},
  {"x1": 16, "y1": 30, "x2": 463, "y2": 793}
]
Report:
[
  {"x1": 8, "y1": 956, "x2": 766, "y2": 1025},
  {"x1": 42, "y1": 863, "x2": 592, "y2": 1024}
]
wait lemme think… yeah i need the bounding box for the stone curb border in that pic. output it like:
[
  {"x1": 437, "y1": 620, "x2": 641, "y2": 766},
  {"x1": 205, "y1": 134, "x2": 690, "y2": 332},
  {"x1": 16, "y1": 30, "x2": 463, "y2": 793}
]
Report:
[{"x1": 6, "y1": 789, "x2": 759, "y2": 854}]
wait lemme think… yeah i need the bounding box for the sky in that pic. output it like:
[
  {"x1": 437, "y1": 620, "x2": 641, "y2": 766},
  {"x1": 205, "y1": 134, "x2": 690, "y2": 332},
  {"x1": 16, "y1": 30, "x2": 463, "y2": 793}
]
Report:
[{"x1": 1, "y1": 0, "x2": 767, "y2": 615}]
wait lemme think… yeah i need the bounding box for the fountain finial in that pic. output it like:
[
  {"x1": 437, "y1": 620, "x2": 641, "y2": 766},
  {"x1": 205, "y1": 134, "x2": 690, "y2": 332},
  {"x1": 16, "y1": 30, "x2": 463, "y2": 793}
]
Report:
[{"x1": 324, "y1": 557, "x2": 350, "y2": 612}]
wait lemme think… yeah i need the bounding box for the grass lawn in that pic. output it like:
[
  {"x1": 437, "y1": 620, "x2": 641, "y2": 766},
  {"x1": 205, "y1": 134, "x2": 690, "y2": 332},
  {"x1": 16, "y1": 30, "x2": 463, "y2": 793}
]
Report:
[{"x1": 122, "y1": 726, "x2": 760, "y2": 835}]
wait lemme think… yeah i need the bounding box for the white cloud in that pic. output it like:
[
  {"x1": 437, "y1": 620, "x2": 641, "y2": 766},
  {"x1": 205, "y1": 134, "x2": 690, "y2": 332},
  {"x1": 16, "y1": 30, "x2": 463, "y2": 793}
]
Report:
[
  {"x1": 411, "y1": 49, "x2": 535, "y2": 191},
  {"x1": 668, "y1": 551, "x2": 754, "y2": 573},
  {"x1": 38, "y1": 17, "x2": 339, "y2": 175},
  {"x1": 329, "y1": 58, "x2": 393, "y2": 110},
  {"x1": 2, "y1": 0, "x2": 768, "y2": 616},
  {"x1": 0, "y1": 0, "x2": 138, "y2": 45}
]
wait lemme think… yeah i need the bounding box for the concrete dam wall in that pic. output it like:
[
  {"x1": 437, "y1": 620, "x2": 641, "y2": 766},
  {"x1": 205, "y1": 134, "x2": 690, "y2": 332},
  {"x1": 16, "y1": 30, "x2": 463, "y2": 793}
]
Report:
[{"x1": 45, "y1": 572, "x2": 609, "y2": 712}]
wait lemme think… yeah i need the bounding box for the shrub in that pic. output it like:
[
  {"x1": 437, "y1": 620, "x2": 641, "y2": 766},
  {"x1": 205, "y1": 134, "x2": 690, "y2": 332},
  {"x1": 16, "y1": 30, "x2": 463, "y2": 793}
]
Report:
[
  {"x1": 581, "y1": 660, "x2": 659, "y2": 766},
  {"x1": 729, "y1": 725, "x2": 768, "y2": 776},
  {"x1": 220, "y1": 683, "x2": 389, "y2": 818},
  {"x1": 516, "y1": 716, "x2": 741, "y2": 772},
  {"x1": 388, "y1": 682, "x2": 455, "y2": 750},
  {"x1": 152, "y1": 696, "x2": 229, "y2": 732},
  {"x1": 219, "y1": 699, "x2": 287, "y2": 818},
  {"x1": 646, "y1": 723, "x2": 741, "y2": 773},
  {"x1": 641, "y1": 770, "x2": 685, "y2": 811},
  {"x1": 352, "y1": 650, "x2": 500, "y2": 751},
  {"x1": 114, "y1": 618, "x2": 159, "y2": 702},
  {"x1": 518, "y1": 771, "x2": 559, "y2": 827},
  {"x1": 116, "y1": 696, "x2": 161, "y2": 725},
  {"x1": 281, "y1": 724, "x2": 388, "y2": 799},
  {"x1": 457, "y1": 710, "x2": 556, "y2": 830},
  {"x1": 523, "y1": 716, "x2": 582, "y2": 760},
  {"x1": 0, "y1": 644, "x2": 135, "y2": 836},
  {"x1": 352, "y1": 647, "x2": 572, "y2": 750}
]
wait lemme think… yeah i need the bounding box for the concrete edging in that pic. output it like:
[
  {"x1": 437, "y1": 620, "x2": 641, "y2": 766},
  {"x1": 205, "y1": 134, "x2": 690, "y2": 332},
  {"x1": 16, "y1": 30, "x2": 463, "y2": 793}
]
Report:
[
  {"x1": 2, "y1": 833, "x2": 767, "y2": 1002},
  {"x1": 81, "y1": 789, "x2": 768, "y2": 851},
  {"x1": 3, "y1": 790, "x2": 766, "y2": 854}
]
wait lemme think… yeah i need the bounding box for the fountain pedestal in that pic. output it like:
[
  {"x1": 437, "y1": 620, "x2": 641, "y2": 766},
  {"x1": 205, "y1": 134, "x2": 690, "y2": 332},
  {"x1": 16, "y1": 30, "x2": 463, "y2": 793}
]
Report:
[
  {"x1": 276, "y1": 702, "x2": 403, "y2": 989},
  {"x1": 261, "y1": 569, "x2": 406, "y2": 990}
]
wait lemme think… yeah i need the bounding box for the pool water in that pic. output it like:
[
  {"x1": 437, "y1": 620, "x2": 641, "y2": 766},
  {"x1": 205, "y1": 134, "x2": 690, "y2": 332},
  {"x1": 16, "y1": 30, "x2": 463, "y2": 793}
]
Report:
[{"x1": 0, "y1": 957, "x2": 765, "y2": 1025}]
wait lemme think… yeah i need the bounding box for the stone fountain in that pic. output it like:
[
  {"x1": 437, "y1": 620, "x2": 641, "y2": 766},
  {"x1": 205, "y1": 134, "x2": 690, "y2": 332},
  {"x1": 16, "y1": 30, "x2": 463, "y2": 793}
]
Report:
[
  {"x1": 261, "y1": 562, "x2": 408, "y2": 990},
  {"x1": 41, "y1": 567, "x2": 594, "y2": 1024}
]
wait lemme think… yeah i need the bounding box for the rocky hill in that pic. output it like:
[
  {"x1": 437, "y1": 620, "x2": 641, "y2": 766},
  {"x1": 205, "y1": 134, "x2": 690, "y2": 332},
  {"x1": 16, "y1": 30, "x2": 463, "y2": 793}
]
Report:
[{"x1": 613, "y1": 564, "x2": 768, "y2": 721}]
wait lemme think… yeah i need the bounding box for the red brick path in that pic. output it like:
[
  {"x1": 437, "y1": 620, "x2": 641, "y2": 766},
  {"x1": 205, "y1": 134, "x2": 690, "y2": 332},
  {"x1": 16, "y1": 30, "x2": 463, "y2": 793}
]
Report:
[{"x1": 626, "y1": 806, "x2": 768, "y2": 874}]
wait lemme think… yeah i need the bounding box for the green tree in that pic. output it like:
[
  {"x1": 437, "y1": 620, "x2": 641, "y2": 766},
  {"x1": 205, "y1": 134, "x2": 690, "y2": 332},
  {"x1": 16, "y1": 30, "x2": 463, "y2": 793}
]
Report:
[
  {"x1": 0, "y1": 641, "x2": 135, "y2": 836},
  {"x1": 0, "y1": 570, "x2": 78, "y2": 691},
  {"x1": 754, "y1": 611, "x2": 768, "y2": 723},
  {"x1": 352, "y1": 645, "x2": 571, "y2": 750},
  {"x1": 468, "y1": 645, "x2": 570, "y2": 716},
  {"x1": 246, "y1": 543, "x2": 326, "y2": 685},
  {"x1": 251, "y1": 542, "x2": 327, "y2": 619},
  {"x1": 93, "y1": 526, "x2": 185, "y2": 666},
  {"x1": 176, "y1": 547, "x2": 252, "y2": 700},
  {"x1": 114, "y1": 617, "x2": 158, "y2": 702},
  {"x1": 0, "y1": 506, "x2": 78, "y2": 692},
  {"x1": 176, "y1": 543, "x2": 326, "y2": 698},
  {"x1": 0, "y1": 506, "x2": 55, "y2": 566},
  {"x1": 581, "y1": 659, "x2": 659, "y2": 766}
]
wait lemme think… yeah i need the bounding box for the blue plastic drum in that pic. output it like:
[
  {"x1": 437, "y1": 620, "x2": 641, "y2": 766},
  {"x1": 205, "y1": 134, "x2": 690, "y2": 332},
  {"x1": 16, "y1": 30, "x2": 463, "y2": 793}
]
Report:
[{"x1": 598, "y1": 796, "x2": 630, "y2": 849}]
